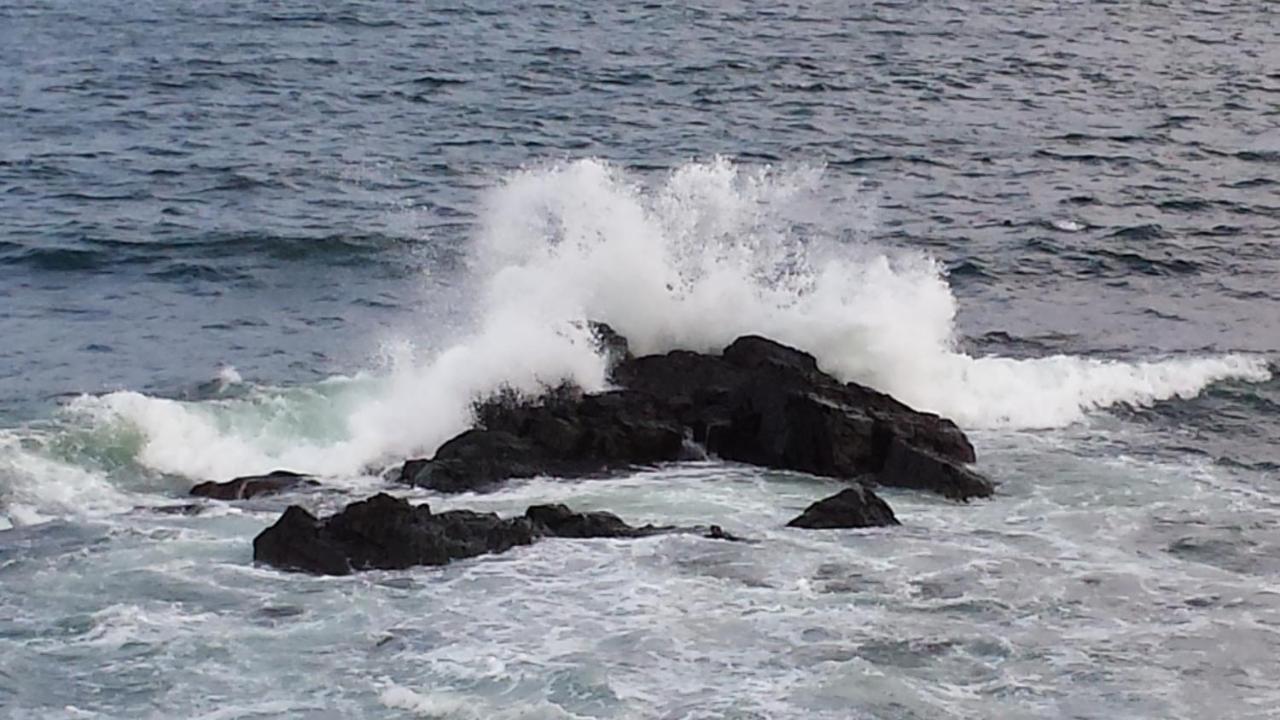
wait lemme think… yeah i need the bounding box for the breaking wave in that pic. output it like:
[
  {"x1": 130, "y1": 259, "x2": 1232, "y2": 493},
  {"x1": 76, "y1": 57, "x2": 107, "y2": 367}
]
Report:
[{"x1": 4, "y1": 159, "x2": 1271, "y2": 502}]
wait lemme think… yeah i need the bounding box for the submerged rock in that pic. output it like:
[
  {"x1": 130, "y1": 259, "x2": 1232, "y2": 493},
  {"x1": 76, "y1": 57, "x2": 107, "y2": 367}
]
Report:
[
  {"x1": 705, "y1": 525, "x2": 745, "y2": 542},
  {"x1": 145, "y1": 503, "x2": 206, "y2": 516},
  {"x1": 524, "y1": 503, "x2": 670, "y2": 538},
  {"x1": 190, "y1": 470, "x2": 318, "y2": 500},
  {"x1": 253, "y1": 493, "x2": 732, "y2": 575},
  {"x1": 398, "y1": 327, "x2": 993, "y2": 501},
  {"x1": 787, "y1": 486, "x2": 900, "y2": 529}
]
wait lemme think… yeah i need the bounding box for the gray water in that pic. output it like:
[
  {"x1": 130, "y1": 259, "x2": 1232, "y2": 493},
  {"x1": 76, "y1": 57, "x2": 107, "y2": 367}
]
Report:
[{"x1": 2, "y1": 1, "x2": 1279, "y2": 718}]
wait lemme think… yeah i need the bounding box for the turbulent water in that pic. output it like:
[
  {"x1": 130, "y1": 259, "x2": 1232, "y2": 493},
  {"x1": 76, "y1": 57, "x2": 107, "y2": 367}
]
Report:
[{"x1": 3, "y1": 1, "x2": 1280, "y2": 718}]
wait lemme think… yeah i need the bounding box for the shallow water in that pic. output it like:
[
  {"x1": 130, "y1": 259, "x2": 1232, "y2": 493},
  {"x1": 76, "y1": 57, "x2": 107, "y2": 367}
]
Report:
[{"x1": 2, "y1": 0, "x2": 1279, "y2": 718}]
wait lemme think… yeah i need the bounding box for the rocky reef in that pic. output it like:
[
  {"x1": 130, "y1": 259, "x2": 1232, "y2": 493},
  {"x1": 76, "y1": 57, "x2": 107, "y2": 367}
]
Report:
[
  {"x1": 399, "y1": 329, "x2": 992, "y2": 501},
  {"x1": 227, "y1": 327, "x2": 993, "y2": 574},
  {"x1": 253, "y1": 492, "x2": 737, "y2": 575}
]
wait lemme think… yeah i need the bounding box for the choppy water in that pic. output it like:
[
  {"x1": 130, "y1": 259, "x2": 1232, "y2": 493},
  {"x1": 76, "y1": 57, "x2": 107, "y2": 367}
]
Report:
[{"x1": 2, "y1": 1, "x2": 1279, "y2": 718}]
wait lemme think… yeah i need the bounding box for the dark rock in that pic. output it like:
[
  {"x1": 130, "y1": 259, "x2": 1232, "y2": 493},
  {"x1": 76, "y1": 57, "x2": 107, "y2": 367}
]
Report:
[
  {"x1": 253, "y1": 505, "x2": 361, "y2": 575},
  {"x1": 400, "y1": 332, "x2": 990, "y2": 501},
  {"x1": 787, "y1": 486, "x2": 900, "y2": 529},
  {"x1": 394, "y1": 458, "x2": 429, "y2": 486},
  {"x1": 873, "y1": 437, "x2": 994, "y2": 501},
  {"x1": 191, "y1": 470, "x2": 318, "y2": 500},
  {"x1": 705, "y1": 524, "x2": 745, "y2": 542},
  {"x1": 525, "y1": 503, "x2": 670, "y2": 538},
  {"x1": 253, "y1": 493, "x2": 536, "y2": 575},
  {"x1": 401, "y1": 391, "x2": 685, "y2": 493},
  {"x1": 253, "y1": 493, "x2": 728, "y2": 575},
  {"x1": 617, "y1": 335, "x2": 987, "y2": 499},
  {"x1": 614, "y1": 349, "x2": 743, "y2": 397},
  {"x1": 589, "y1": 321, "x2": 633, "y2": 366},
  {"x1": 705, "y1": 373, "x2": 880, "y2": 477},
  {"x1": 842, "y1": 384, "x2": 976, "y2": 465},
  {"x1": 402, "y1": 430, "x2": 549, "y2": 492},
  {"x1": 146, "y1": 503, "x2": 206, "y2": 516},
  {"x1": 721, "y1": 334, "x2": 820, "y2": 375},
  {"x1": 612, "y1": 350, "x2": 744, "y2": 434}
]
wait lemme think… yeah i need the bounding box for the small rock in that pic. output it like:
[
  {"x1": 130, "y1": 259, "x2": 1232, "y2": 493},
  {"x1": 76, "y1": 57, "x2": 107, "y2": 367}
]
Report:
[
  {"x1": 191, "y1": 470, "x2": 318, "y2": 500},
  {"x1": 705, "y1": 524, "x2": 745, "y2": 542},
  {"x1": 145, "y1": 503, "x2": 206, "y2": 516},
  {"x1": 526, "y1": 503, "x2": 669, "y2": 538},
  {"x1": 787, "y1": 486, "x2": 900, "y2": 529}
]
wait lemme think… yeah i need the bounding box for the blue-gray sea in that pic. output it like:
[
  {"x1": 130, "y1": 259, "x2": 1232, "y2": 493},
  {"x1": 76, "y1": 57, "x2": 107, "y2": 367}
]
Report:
[{"x1": 2, "y1": 1, "x2": 1279, "y2": 718}]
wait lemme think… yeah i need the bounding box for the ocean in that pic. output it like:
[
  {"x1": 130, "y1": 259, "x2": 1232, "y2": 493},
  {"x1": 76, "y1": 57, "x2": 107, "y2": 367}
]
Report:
[{"x1": 2, "y1": 0, "x2": 1279, "y2": 717}]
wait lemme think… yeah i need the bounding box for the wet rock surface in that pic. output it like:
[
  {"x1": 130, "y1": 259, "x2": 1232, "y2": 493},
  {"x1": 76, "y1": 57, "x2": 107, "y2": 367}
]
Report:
[
  {"x1": 191, "y1": 470, "x2": 318, "y2": 500},
  {"x1": 253, "y1": 493, "x2": 536, "y2": 575},
  {"x1": 399, "y1": 329, "x2": 992, "y2": 500},
  {"x1": 253, "y1": 493, "x2": 735, "y2": 575},
  {"x1": 875, "y1": 437, "x2": 993, "y2": 502},
  {"x1": 256, "y1": 331, "x2": 993, "y2": 575},
  {"x1": 787, "y1": 486, "x2": 901, "y2": 529},
  {"x1": 399, "y1": 390, "x2": 687, "y2": 492}
]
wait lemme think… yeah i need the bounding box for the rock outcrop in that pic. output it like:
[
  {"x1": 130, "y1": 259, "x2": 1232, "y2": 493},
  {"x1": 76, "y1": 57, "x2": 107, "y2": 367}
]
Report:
[
  {"x1": 615, "y1": 335, "x2": 983, "y2": 498},
  {"x1": 191, "y1": 470, "x2": 318, "y2": 500},
  {"x1": 787, "y1": 486, "x2": 901, "y2": 529},
  {"x1": 399, "y1": 329, "x2": 993, "y2": 500},
  {"x1": 243, "y1": 330, "x2": 997, "y2": 577},
  {"x1": 399, "y1": 390, "x2": 688, "y2": 492},
  {"x1": 253, "y1": 493, "x2": 727, "y2": 575}
]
